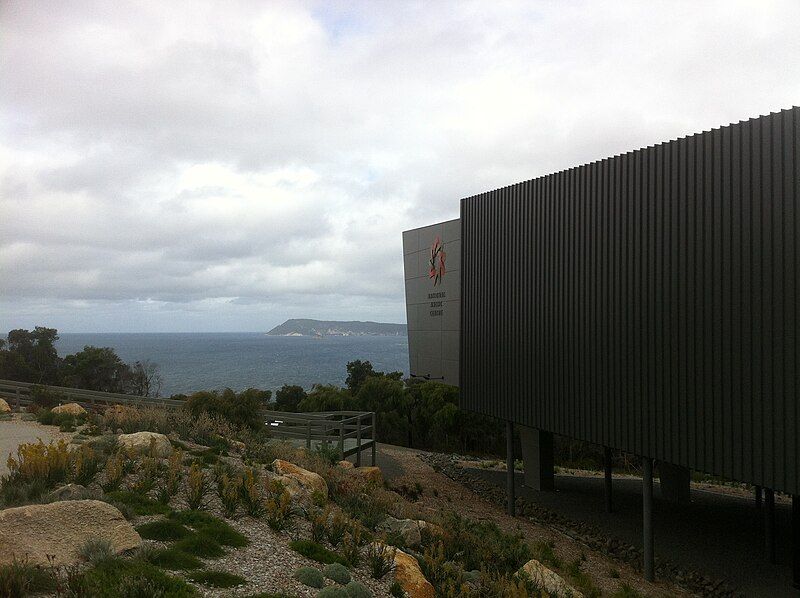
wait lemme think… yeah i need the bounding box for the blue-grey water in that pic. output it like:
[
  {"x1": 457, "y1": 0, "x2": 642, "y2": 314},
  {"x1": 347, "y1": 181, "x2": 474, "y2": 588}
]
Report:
[{"x1": 54, "y1": 333, "x2": 409, "y2": 397}]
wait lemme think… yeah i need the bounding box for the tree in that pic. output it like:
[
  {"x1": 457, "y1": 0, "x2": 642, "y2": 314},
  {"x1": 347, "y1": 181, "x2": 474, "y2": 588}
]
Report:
[
  {"x1": 184, "y1": 387, "x2": 271, "y2": 430},
  {"x1": 0, "y1": 327, "x2": 61, "y2": 383},
  {"x1": 345, "y1": 360, "x2": 376, "y2": 394},
  {"x1": 61, "y1": 346, "x2": 130, "y2": 393},
  {"x1": 298, "y1": 385, "x2": 349, "y2": 412},
  {"x1": 127, "y1": 360, "x2": 163, "y2": 397},
  {"x1": 275, "y1": 384, "x2": 306, "y2": 412}
]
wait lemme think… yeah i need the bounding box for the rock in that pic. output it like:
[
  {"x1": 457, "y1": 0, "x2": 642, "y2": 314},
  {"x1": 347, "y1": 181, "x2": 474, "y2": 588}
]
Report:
[
  {"x1": 393, "y1": 548, "x2": 435, "y2": 598},
  {"x1": 381, "y1": 516, "x2": 422, "y2": 547},
  {"x1": 353, "y1": 466, "x2": 383, "y2": 485},
  {"x1": 0, "y1": 398, "x2": 11, "y2": 413},
  {"x1": 52, "y1": 402, "x2": 87, "y2": 416},
  {"x1": 45, "y1": 484, "x2": 90, "y2": 502},
  {"x1": 118, "y1": 431, "x2": 173, "y2": 458},
  {"x1": 230, "y1": 440, "x2": 246, "y2": 453},
  {"x1": 337, "y1": 460, "x2": 354, "y2": 469},
  {"x1": 271, "y1": 459, "x2": 328, "y2": 500},
  {"x1": 518, "y1": 559, "x2": 583, "y2": 598},
  {"x1": 0, "y1": 499, "x2": 141, "y2": 566}
]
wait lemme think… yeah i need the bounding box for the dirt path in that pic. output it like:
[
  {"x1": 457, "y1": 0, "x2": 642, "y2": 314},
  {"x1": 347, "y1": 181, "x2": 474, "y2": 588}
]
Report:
[{"x1": 378, "y1": 444, "x2": 687, "y2": 598}]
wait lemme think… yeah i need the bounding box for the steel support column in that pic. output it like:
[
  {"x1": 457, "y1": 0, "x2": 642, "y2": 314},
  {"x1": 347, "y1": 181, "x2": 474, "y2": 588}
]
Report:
[
  {"x1": 756, "y1": 485, "x2": 763, "y2": 509},
  {"x1": 793, "y1": 495, "x2": 799, "y2": 589},
  {"x1": 643, "y1": 458, "x2": 655, "y2": 582},
  {"x1": 604, "y1": 446, "x2": 613, "y2": 513},
  {"x1": 506, "y1": 420, "x2": 515, "y2": 517},
  {"x1": 765, "y1": 488, "x2": 776, "y2": 564}
]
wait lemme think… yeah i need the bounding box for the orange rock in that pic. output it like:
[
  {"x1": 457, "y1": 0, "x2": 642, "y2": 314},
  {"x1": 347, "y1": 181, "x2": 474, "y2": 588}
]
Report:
[
  {"x1": 394, "y1": 548, "x2": 435, "y2": 598},
  {"x1": 337, "y1": 460, "x2": 354, "y2": 469},
  {"x1": 353, "y1": 466, "x2": 383, "y2": 485},
  {"x1": 272, "y1": 459, "x2": 328, "y2": 500}
]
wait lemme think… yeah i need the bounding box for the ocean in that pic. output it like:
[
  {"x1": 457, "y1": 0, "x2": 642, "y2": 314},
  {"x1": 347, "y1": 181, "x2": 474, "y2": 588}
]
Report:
[{"x1": 55, "y1": 333, "x2": 409, "y2": 397}]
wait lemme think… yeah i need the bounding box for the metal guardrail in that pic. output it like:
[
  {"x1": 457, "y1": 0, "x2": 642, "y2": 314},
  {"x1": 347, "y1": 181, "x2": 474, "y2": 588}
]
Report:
[
  {"x1": 0, "y1": 379, "x2": 378, "y2": 466},
  {"x1": 0, "y1": 378, "x2": 184, "y2": 410},
  {"x1": 263, "y1": 409, "x2": 377, "y2": 466}
]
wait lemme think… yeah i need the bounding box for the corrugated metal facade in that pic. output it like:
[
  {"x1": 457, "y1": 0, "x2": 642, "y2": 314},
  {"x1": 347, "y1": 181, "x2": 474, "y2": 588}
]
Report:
[{"x1": 460, "y1": 108, "x2": 799, "y2": 494}]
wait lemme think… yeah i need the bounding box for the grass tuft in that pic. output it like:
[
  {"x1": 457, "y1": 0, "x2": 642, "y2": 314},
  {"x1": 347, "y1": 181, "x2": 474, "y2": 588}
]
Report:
[
  {"x1": 290, "y1": 540, "x2": 349, "y2": 566},
  {"x1": 136, "y1": 520, "x2": 192, "y2": 541},
  {"x1": 147, "y1": 548, "x2": 205, "y2": 571},
  {"x1": 188, "y1": 570, "x2": 247, "y2": 588},
  {"x1": 77, "y1": 556, "x2": 195, "y2": 597},
  {"x1": 174, "y1": 534, "x2": 225, "y2": 558},
  {"x1": 105, "y1": 490, "x2": 171, "y2": 516}
]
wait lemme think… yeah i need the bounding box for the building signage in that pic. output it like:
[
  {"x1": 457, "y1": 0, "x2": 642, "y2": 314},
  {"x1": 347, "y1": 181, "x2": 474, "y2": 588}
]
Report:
[{"x1": 402, "y1": 219, "x2": 460, "y2": 387}]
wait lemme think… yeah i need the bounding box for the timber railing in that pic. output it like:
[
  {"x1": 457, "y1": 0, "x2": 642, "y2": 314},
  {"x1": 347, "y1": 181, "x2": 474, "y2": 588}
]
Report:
[
  {"x1": 0, "y1": 379, "x2": 184, "y2": 410},
  {"x1": 262, "y1": 410, "x2": 377, "y2": 466}
]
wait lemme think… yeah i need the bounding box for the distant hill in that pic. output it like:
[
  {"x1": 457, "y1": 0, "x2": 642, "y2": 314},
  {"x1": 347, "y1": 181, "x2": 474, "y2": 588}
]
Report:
[{"x1": 266, "y1": 319, "x2": 407, "y2": 337}]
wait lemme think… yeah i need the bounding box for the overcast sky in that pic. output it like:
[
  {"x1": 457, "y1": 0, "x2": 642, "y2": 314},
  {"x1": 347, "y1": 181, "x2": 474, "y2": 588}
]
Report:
[{"x1": 1, "y1": 1, "x2": 798, "y2": 333}]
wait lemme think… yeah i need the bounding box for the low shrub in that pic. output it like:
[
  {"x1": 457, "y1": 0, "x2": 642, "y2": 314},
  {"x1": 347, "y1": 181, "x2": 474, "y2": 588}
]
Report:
[
  {"x1": 217, "y1": 472, "x2": 242, "y2": 518},
  {"x1": 345, "y1": 581, "x2": 373, "y2": 598},
  {"x1": 532, "y1": 539, "x2": 561, "y2": 569},
  {"x1": 341, "y1": 527, "x2": 366, "y2": 568},
  {"x1": 389, "y1": 580, "x2": 405, "y2": 597},
  {"x1": 72, "y1": 444, "x2": 101, "y2": 486},
  {"x1": 318, "y1": 588, "x2": 349, "y2": 598},
  {"x1": 323, "y1": 562, "x2": 351, "y2": 585},
  {"x1": 293, "y1": 566, "x2": 324, "y2": 588},
  {"x1": 29, "y1": 385, "x2": 68, "y2": 409},
  {"x1": 185, "y1": 462, "x2": 210, "y2": 510},
  {"x1": 174, "y1": 534, "x2": 225, "y2": 558},
  {"x1": 241, "y1": 468, "x2": 265, "y2": 517},
  {"x1": 366, "y1": 543, "x2": 395, "y2": 579},
  {"x1": 5, "y1": 439, "x2": 71, "y2": 488},
  {"x1": 325, "y1": 510, "x2": 349, "y2": 547},
  {"x1": 0, "y1": 558, "x2": 56, "y2": 598},
  {"x1": 79, "y1": 538, "x2": 114, "y2": 565},
  {"x1": 168, "y1": 510, "x2": 248, "y2": 547},
  {"x1": 188, "y1": 570, "x2": 247, "y2": 588},
  {"x1": 105, "y1": 490, "x2": 171, "y2": 516},
  {"x1": 0, "y1": 477, "x2": 47, "y2": 507},
  {"x1": 610, "y1": 584, "x2": 645, "y2": 598},
  {"x1": 130, "y1": 456, "x2": 162, "y2": 494},
  {"x1": 147, "y1": 548, "x2": 204, "y2": 571},
  {"x1": 290, "y1": 540, "x2": 349, "y2": 566},
  {"x1": 136, "y1": 520, "x2": 192, "y2": 541},
  {"x1": 266, "y1": 486, "x2": 295, "y2": 532},
  {"x1": 77, "y1": 555, "x2": 195, "y2": 596},
  {"x1": 101, "y1": 451, "x2": 127, "y2": 492}
]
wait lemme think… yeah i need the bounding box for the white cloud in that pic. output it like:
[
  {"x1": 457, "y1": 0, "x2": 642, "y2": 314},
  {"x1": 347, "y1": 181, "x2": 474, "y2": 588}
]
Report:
[{"x1": 1, "y1": 0, "x2": 799, "y2": 331}]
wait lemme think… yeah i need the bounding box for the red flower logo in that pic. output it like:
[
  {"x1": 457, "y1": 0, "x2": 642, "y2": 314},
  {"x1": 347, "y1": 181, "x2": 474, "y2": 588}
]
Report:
[{"x1": 428, "y1": 236, "x2": 446, "y2": 285}]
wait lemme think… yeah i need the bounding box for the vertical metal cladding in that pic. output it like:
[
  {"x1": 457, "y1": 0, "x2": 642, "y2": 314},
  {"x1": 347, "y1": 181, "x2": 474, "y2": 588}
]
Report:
[{"x1": 460, "y1": 108, "x2": 799, "y2": 494}]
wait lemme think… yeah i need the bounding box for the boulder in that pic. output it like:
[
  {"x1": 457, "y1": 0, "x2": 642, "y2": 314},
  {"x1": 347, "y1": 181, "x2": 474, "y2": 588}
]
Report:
[
  {"x1": 337, "y1": 460, "x2": 354, "y2": 469},
  {"x1": 52, "y1": 402, "x2": 87, "y2": 416},
  {"x1": 518, "y1": 559, "x2": 583, "y2": 598},
  {"x1": 353, "y1": 466, "x2": 383, "y2": 485},
  {"x1": 118, "y1": 431, "x2": 173, "y2": 458},
  {"x1": 393, "y1": 548, "x2": 435, "y2": 598},
  {"x1": 271, "y1": 459, "x2": 328, "y2": 500},
  {"x1": 381, "y1": 516, "x2": 422, "y2": 547},
  {"x1": 0, "y1": 398, "x2": 11, "y2": 413},
  {"x1": 0, "y1": 499, "x2": 141, "y2": 566},
  {"x1": 45, "y1": 484, "x2": 91, "y2": 502}
]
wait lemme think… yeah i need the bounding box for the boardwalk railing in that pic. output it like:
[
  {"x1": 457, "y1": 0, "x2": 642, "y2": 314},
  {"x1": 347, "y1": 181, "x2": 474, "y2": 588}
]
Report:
[
  {"x1": 0, "y1": 379, "x2": 184, "y2": 410},
  {"x1": 263, "y1": 410, "x2": 377, "y2": 466}
]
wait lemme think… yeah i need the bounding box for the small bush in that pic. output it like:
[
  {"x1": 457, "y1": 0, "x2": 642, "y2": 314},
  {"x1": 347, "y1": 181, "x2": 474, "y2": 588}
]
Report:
[
  {"x1": 77, "y1": 555, "x2": 195, "y2": 596},
  {"x1": 610, "y1": 584, "x2": 645, "y2": 598},
  {"x1": 130, "y1": 456, "x2": 161, "y2": 494},
  {"x1": 72, "y1": 444, "x2": 101, "y2": 486},
  {"x1": 0, "y1": 558, "x2": 56, "y2": 598},
  {"x1": 101, "y1": 451, "x2": 127, "y2": 492},
  {"x1": 188, "y1": 570, "x2": 247, "y2": 588},
  {"x1": 326, "y1": 510, "x2": 349, "y2": 547},
  {"x1": 318, "y1": 588, "x2": 349, "y2": 598},
  {"x1": 290, "y1": 540, "x2": 349, "y2": 566},
  {"x1": 185, "y1": 462, "x2": 210, "y2": 510},
  {"x1": 217, "y1": 473, "x2": 242, "y2": 518},
  {"x1": 389, "y1": 581, "x2": 405, "y2": 598},
  {"x1": 105, "y1": 490, "x2": 171, "y2": 516},
  {"x1": 345, "y1": 581, "x2": 373, "y2": 598},
  {"x1": 309, "y1": 508, "x2": 328, "y2": 543},
  {"x1": 147, "y1": 548, "x2": 204, "y2": 571},
  {"x1": 366, "y1": 543, "x2": 395, "y2": 579},
  {"x1": 136, "y1": 520, "x2": 192, "y2": 541},
  {"x1": 29, "y1": 385, "x2": 67, "y2": 409},
  {"x1": 293, "y1": 566, "x2": 324, "y2": 588},
  {"x1": 169, "y1": 509, "x2": 218, "y2": 526},
  {"x1": 174, "y1": 533, "x2": 225, "y2": 558},
  {"x1": 240, "y1": 468, "x2": 265, "y2": 517},
  {"x1": 323, "y1": 562, "x2": 351, "y2": 585},
  {"x1": 341, "y1": 527, "x2": 365, "y2": 568},
  {"x1": 168, "y1": 510, "x2": 248, "y2": 547},
  {"x1": 0, "y1": 477, "x2": 47, "y2": 507},
  {"x1": 162, "y1": 450, "x2": 184, "y2": 499},
  {"x1": 266, "y1": 488, "x2": 295, "y2": 532},
  {"x1": 6, "y1": 439, "x2": 71, "y2": 487},
  {"x1": 79, "y1": 537, "x2": 114, "y2": 565},
  {"x1": 532, "y1": 539, "x2": 560, "y2": 569}
]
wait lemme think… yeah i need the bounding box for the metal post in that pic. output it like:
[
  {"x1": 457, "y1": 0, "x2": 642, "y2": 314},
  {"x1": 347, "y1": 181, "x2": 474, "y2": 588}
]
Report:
[
  {"x1": 755, "y1": 485, "x2": 762, "y2": 509},
  {"x1": 15, "y1": 388, "x2": 20, "y2": 411},
  {"x1": 765, "y1": 487, "x2": 776, "y2": 564},
  {"x1": 604, "y1": 446, "x2": 613, "y2": 513},
  {"x1": 643, "y1": 457, "x2": 655, "y2": 582},
  {"x1": 338, "y1": 417, "x2": 345, "y2": 461},
  {"x1": 356, "y1": 418, "x2": 362, "y2": 467},
  {"x1": 793, "y1": 495, "x2": 800, "y2": 589},
  {"x1": 306, "y1": 420, "x2": 312, "y2": 450},
  {"x1": 506, "y1": 420, "x2": 516, "y2": 517},
  {"x1": 370, "y1": 412, "x2": 376, "y2": 466}
]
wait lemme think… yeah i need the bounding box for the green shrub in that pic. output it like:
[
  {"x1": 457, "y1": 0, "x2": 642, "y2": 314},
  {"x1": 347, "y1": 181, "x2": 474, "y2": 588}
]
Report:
[
  {"x1": 436, "y1": 513, "x2": 530, "y2": 574},
  {"x1": 79, "y1": 537, "x2": 114, "y2": 565},
  {"x1": 532, "y1": 539, "x2": 561, "y2": 569},
  {"x1": 290, "y1": 540, "x2": 349, "y2": 566},
  {"x1": 389, "y1": 581, "x2": 405, "y2": 597},
  {"x1": 72, "y1": 444, "x2": 101, "y2": 485},
  {"x1": 147, "y1": 548, "x2": 204, "y2": 571},
  {"x1": 168, "y1": 511, "x2": 248, "y2": 547},
  {"x1": 323, "y1": 562, "x2": 351, "y2": 585},
  {"x1": 136, "y1": 520, "x2": 192, "y2": 541},
  {"x1": 185, "y1": 462, "x2": 210, "y2": 510},
  {"x1": 0, "y1": 477, "x2": 47, "y2": 507},
  {"x1": 366, "y1": 543, "x2": 395, "y2": 579},
  {"x1": 174, "y1": 534, "x2": 225, "y2": 558},
  {"x1": 293, "y1": 566, "x2": 324, "y2": 588},
  {"x1": 325, "y1": 510, "x2": 349, "y2": 547},
  {"x1": 345, "y1": 581, "x2": 373, "y2": 598},
  {"x1": 241, "y1": 468, "x2": 266, "y2": 517},
  {"x1": 184, "y1": 387, "x2": 271, "y2": 430},
  {"x1": 188, "y1": 570, "x2": 247, "y2": 588},
  {"x1": 76, "y1": 556, "x2": 195, "y2": 596},
  {"x1": 610, "y1": 584, "x2": 644, "y2": 598},
  {"x1": 0, "y1": 558, "x2": 56, "y2": 598},
  {"x1": 105, "y1": 490, "x2": 171, "y2": 516},
  {"x1": 29, "y1": 385, "x2": 67, "y2": 409},
  {"x1": 318, "y1": 588, "x2": 349, "y2": 598},
  {"x1": 169, "y1": 509, "x2": 217, "y2": 526}
]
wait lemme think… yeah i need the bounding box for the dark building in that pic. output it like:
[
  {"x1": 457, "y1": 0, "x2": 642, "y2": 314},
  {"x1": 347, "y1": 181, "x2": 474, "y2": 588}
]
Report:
[{"x1": 415, "y1": 107, "x2": 798, "y2": 583}]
